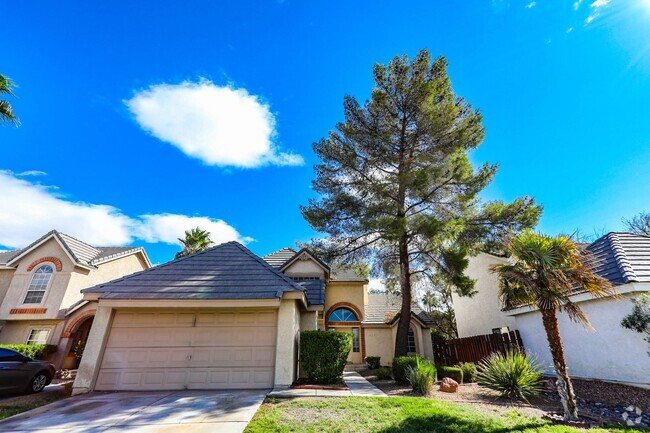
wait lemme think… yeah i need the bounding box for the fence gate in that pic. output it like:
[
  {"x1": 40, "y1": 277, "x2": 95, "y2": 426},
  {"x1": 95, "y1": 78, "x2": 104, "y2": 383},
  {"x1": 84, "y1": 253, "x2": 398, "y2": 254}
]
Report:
[{"x1": 432, "y1": 330, "x2": 524, "y2": 365}]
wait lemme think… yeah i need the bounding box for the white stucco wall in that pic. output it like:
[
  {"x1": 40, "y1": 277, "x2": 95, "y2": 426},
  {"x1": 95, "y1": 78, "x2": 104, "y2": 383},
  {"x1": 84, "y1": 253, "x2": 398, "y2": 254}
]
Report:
[
  {"x1": 452, "y1": 253, "x2": 516, "y2": 337},
  {"x1": 513, "y1": 291, "x2": 650, "y2": 386}
]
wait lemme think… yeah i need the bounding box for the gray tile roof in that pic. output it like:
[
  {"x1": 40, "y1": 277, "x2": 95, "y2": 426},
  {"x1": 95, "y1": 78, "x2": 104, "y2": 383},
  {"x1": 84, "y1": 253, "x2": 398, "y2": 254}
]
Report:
[
  {"x1": 0, "y1": 230, "x2": 149, "y2": 268},
  {"x1": 83, "y1": 241, "x2": 307, "y2": 302},
  {"x1": 263, "y1": 248, "x2": 366, "y2": 282},
  {"x1": 263, "y1": 248, "x2": 298, "y2": 268},
  {"x1": 587, "y1": 232, "x2": 650, "y2": 284},
  {"x1": 0, "y1": 250, "x2": 20, "y2": 265},
  {"x1": 292, "y1": 278, "x2": 325, "y2": 305},
  {"x1": 364, "y1": 293, "x2": 434, "y2": 326}
]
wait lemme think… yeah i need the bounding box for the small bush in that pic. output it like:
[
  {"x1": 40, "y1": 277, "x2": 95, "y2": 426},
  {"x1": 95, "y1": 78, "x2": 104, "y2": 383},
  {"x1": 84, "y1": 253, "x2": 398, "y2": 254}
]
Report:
[
  {"x1": 457, "y1": 362, "x2": 478, "y2": 383},
  {"x1": 392, "y1": 356, "x2": 432, "y2": 385},
  {"x1": 375, "y1": 366, "x2": 392, "y2": 380},
  {"x1": 406, "y1": 358, "x2": 436, "y2": 395},
  {"x1": 0, "y1": 344, "x2": 57, "y2": 360},
  {"x1": 300, "y1": 331, "x2": 352, "y2": 384},
  {"x1": 476, "y1": 349, "x2": 543, "y2": 401},
  {"x1": 365, "y1": 356, "x2": 381, "y2": 369},
  {"x1": 437, "y1": 366, "x2": 464, "y2": 383}
]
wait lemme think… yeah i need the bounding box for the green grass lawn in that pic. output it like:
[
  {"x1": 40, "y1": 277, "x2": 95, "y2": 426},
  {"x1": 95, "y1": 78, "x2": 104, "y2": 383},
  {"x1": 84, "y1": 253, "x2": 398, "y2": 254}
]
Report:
[{"x1": 244, "y1": 396, "x2": 640, "y2": 433}]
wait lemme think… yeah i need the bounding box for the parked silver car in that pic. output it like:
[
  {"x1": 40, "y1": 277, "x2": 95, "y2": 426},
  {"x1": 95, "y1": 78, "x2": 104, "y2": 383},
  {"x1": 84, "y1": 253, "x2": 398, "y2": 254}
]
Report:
[{"x1": 0, "y1": 348, "x2": 55, "y2": 394}]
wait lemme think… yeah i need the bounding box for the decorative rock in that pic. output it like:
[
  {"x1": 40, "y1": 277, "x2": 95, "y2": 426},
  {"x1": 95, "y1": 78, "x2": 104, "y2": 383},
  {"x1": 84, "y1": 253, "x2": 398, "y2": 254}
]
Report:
[
  {"x1": 626, "y1": 405, "x2": 635, "y2": 412},
  {"x1": 636, "y1": 417, "x2": 643, "y2": 424},
  {"x1": 439, "y1": 377, "x2": 459, "y2": 393},
  {"x1": 627, "y1": 420, "x2": 636, "y2": 426},
  {"x1": 636, "y1": 407, "x2": 643, "y2": 416},
  {"x1": 622, "y1": 412, "x2": 629, "y2": 420}
]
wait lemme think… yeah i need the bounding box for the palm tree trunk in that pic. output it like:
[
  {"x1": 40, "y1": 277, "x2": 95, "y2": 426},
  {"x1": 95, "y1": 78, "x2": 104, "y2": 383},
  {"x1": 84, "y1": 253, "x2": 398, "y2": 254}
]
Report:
[{"x1": 540, "y1": 307, "x2": 579, "y2": 420}]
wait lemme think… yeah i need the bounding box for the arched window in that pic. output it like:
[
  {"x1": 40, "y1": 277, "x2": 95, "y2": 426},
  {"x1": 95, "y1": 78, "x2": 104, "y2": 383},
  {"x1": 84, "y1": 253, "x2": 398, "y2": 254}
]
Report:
[
  {"x1": 328, "y1": 307, "x2": 358, "y2": 322},
  {"x1": 24, "y1": 265, "x2": 53, "y2": 304}
]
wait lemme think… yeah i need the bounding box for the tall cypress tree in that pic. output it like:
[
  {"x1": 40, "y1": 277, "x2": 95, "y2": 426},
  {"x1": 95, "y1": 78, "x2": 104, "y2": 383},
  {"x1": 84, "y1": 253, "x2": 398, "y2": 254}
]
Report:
[{"x1": 301, "y1": 49, "x2": 541, "y2": 357}]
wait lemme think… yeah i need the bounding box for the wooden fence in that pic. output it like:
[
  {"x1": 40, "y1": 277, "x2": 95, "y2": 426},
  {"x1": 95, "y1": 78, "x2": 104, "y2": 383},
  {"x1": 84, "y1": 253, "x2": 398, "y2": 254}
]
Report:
[{"x1": 431, "y1": 330, "x2": 524, "y2": 366}]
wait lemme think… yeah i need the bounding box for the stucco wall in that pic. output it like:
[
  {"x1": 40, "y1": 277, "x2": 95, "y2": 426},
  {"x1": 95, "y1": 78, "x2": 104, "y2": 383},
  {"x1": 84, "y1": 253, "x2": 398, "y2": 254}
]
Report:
[
  {"x1": 514, "y1": 292, "x2": 650, "y2": 386},
  {"x1": 364, "y1": 326, "x2": 394, "y2": 365},
  {"x1": 283, "y1": 260, "x2": 325, "y2": 278},
  {"x1": 274, "y1": 299, "x2": 301, "y2": 386},
  {"x1": 65, "y1": 254, "x2": 148, "y2": 310},
  {"x1": 0, "y1": 269, "x2": 14, "y2": 307},
  {"x1": 0, "y1": 319, "x2": 64, "y2": 345},
  {"x1": 324, "y1": 282, "x2": 367, "y2": 321},
  {"x1": 452, "y1": 253, "x2": 516, "y2": 337}
]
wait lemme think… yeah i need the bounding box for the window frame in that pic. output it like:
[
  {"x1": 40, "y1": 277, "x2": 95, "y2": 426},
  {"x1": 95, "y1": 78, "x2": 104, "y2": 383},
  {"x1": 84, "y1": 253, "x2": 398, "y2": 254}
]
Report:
[
  {"x1": 407, "y1": 326, "x2": 417, "y2": 353},
  {"x1": 23, "y1": 264, "x2": 54, "y2": 305},
  {"x1": 351, "y1": 327, "x2": 360, "y2": 353},
  {"x1": 327, "y1": 307, "x2": 359, "y2": 322},
  {"x1": 26, "y1": 328, "x2": 50, "y2": 345}
]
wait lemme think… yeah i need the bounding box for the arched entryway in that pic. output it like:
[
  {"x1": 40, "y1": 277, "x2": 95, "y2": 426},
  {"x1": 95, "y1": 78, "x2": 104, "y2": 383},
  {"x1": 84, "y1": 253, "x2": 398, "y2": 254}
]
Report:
[
  {"x1": 325, "y1": 303, "x2": 365, "y2": 364},
  {"x1": 60, "y1": 309, "x2": 95, "y2": 370}
]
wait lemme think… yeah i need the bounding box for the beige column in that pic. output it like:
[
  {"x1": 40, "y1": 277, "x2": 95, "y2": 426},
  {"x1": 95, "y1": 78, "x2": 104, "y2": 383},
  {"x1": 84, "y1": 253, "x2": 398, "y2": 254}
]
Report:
[
  {"x1": 274, "y1": 299, "x2": 300, "y2": 387},
  {"x1": 72, "y1": 306, "x2": 114, "y2": 395},
  {"x1": 300, "y1": 310, "x2": 318, "y2": 331}
]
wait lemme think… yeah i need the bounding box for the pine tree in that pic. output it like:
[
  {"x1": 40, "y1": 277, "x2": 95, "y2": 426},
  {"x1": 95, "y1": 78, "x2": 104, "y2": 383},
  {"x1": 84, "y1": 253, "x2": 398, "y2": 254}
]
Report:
[{"x1": 301, "y1": 49, "x2": 541, "y2": 357}]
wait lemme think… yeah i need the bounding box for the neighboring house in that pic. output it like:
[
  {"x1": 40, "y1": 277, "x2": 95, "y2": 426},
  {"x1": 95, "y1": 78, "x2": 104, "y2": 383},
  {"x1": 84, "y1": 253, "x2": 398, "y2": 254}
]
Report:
[
  {"x1": 453, "y1": 232, "x2": 650, "y2": 386},
  {"x1": 72, "y1": 243, "x2": 434, "y2": 394},
  {"x1": 0, "y1": 230, "x2": 151, "y2": 369}
]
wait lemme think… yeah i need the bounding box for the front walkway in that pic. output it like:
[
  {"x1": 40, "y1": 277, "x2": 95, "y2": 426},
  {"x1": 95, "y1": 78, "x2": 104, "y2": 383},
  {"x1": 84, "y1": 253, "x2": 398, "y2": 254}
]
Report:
[{"x1": 269, "y1": 371, "x2": 387, "y2": 397}]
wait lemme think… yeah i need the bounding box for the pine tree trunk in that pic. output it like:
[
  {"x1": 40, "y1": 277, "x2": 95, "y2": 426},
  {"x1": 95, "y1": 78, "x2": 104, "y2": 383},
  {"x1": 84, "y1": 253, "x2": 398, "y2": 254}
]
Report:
[
  {"x1": 394, "y1": 234, "x2": 412, "y2": 357},
  {"x1": 540, "y1": 307, "x2": 579, "y2": 420}
]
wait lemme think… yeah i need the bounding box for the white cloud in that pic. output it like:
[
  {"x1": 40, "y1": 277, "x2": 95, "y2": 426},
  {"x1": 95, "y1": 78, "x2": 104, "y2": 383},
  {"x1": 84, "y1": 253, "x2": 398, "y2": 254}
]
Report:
[
  {"x1": 0, "y1": 170, "x2": 249, "y2": 249},
  {"x1": 137, "y1": 214, "x2": 253, "y2": 246},
  {"x1": 16, "y1": 170, "x2": 47, "y2": 177},
  {"x1": 125, "y1": 79, "x2": 304, "y2": 168},
  {"x1": 526, "y1": 1, "x2": 536, "y2": 8},
  {"x1": 585, "y1": 0, "x2": 612, "y2": 23},
  {"x1": 574, "y1": 0, "x2": 583, "y2": 10}
]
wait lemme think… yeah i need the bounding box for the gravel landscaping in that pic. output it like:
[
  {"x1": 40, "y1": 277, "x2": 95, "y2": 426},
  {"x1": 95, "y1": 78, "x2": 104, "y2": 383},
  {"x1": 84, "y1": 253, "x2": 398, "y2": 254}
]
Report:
[{"x1": 362, "y1": 370, "x2": 650, "y2": 429}]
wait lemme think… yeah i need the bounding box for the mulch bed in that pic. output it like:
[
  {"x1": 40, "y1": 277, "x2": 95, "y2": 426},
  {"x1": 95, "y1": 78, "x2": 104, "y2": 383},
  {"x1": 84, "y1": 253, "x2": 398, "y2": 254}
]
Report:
[{"x1": 291, "y1": 378, "x2": 349, "y2": 390}]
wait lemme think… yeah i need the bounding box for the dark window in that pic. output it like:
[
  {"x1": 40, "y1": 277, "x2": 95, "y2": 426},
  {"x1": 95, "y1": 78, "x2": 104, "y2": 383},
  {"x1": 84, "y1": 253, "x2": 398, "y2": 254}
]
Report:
[
  {"x1": 328, "y1": 307, "x2": 358, "y2": 322},
  {"x1": 352, "y1": 327, "x2": 360, "y2": 353},
  {"x1": 407, "y1": 328, "x2": 417, "y2": 353}
]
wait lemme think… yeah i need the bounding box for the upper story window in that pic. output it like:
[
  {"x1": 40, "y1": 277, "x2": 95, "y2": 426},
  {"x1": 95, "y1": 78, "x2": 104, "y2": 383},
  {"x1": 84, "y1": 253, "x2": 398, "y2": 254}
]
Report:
[
  {"x1": 23, "y1": 265, "x2": 53, "y2": 304},
  {"x1": 328, "y1": 307, "x2": 358, "y2": 322}
]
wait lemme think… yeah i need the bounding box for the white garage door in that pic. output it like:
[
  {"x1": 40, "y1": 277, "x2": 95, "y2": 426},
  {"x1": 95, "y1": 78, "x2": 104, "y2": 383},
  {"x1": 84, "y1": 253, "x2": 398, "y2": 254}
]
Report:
[{"x1": 95, "y1": 309, "x2": 277, "y2": 391}]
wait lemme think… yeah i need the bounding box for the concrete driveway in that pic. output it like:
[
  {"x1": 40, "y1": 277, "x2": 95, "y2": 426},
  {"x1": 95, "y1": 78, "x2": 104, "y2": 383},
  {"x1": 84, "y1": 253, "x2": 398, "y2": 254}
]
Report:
[{"x1": 0, "y1": 390, "x2": 267, "y2": 433}]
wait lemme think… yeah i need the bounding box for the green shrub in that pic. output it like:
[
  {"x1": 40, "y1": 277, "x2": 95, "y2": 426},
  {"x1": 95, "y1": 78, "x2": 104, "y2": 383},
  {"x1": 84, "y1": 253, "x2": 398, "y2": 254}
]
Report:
[
  {"x1": 406, "y1": 358, "x2": 436, "y2": 395},
  {"x1": 300, "y1": 331, "x2": 352, "y2": 384},
  {"x1": 437, "y1": 366, "x2": 464, "y2": 383},
  {"x1": 457, "y1": 362, "x2": 478, "y2": 383},
  {"x1": 392, "y1": 356, "x2": 432, "y2": 385},
  {"x1": 375, "y1": 366, "x2": 392, "y2": 380},
  {"x1": 476, "y1": 350, "x2": 543, "y2": 401},
  {"x1": 0, "y1": 344, "x2": 57, "y2": 360},
  {"x1": 365, "y1": 356, "x2": 381, "y2": 369}
]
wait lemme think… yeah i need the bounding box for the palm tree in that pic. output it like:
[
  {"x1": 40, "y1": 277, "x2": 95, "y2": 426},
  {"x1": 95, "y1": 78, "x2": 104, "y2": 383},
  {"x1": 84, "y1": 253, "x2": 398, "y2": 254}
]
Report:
[
  {"x1": 0, "y1": 74, "x2": 19, "y2": 125},
  {"x1": 175, "y1": 227, "x2": 213, "y2": 259},
  {"x1": 491, "y1": 231, "x2": 615, "y2": 420}
]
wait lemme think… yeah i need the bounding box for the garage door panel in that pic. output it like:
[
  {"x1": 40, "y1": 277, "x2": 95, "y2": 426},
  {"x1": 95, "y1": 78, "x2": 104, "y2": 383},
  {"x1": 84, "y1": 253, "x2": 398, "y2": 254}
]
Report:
[
  {"x1": 97, "y1": 310, "x2": 277, "y2": 390},
  {"x1": 97, "y1": 367, "x2": 275, "y2": 391}
]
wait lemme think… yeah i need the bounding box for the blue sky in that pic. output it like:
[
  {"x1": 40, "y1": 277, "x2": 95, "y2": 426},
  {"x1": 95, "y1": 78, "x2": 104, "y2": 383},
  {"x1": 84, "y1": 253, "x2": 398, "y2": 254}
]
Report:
[{"x1": 2, "y1": 0, "x2": 650, "y2": 265}]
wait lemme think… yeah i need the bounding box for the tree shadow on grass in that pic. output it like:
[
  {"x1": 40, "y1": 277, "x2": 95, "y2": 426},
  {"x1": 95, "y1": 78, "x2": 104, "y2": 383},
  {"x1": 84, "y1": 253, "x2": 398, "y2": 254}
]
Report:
[{"x1": 375, "y1": 413, "x2": 549, "y2": 433}]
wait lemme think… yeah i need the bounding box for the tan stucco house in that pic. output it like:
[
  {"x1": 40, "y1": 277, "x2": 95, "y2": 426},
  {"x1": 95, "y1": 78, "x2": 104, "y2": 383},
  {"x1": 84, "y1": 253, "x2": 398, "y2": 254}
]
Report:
[
  {"x1": 72, "y1": 243, "x2": 434, "y2": 394},
  {"x1": 0, "y1": 230, "x2": 151, "y2": 369}
]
